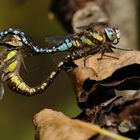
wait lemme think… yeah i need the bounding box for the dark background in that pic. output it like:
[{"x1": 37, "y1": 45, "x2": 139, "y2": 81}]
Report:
[{"x1": 0, "y1": 0, "x2": 81, "y2": 140}]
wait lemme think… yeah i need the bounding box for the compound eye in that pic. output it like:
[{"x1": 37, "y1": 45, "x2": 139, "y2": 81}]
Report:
[
  {"x1": 115, "y1": 28, "x2": 120, "y2": 40},
  {"x1": 105, "y1": 28, "x2": 116, "y2": 41},
  {"x1": 113, "y1": 28, "x2": 120, "y2": 44},
  {"x1": 2, "y1": 34, "x2": 23, "y2": 47}
]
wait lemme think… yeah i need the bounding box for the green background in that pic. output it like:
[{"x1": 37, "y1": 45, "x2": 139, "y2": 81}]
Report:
[{"x1": 0, "y1": 0, "x2": 81, "y2": 140}]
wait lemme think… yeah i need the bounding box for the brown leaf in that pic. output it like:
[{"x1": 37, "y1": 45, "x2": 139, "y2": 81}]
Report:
[
  {"x1": 33, "y1": 109, "x2": 131, "y2": 140},
  {"x1": 34, "y1": 109, "x2": 95, "y2": 140},
  {"x1": 67, "y1": 51, "x2": 140, "y2": 106}
]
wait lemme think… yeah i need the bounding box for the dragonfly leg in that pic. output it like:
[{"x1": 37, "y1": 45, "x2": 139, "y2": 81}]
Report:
[
  {"x1": 80, "y1": 46, "x2": 100, "y2": 66},
  {"x1": 84, "y1": 57, "x2": 87, "y2": 67},
  {"x1": 97, "y1": 47, "x2": 106, "y2": 60},
  {"x1": 98, "y1": 52, "x2": 119, "y2": 60},
  {"x1": 111, "y1": 45, "x2": 133, "y2": 51},
  {"x1": 97, "y1": 43, "x2": 119, "y2": 60},
  {"x1": 107, "y1": 44, "x2": 114, "y2": 52},
  {"x1": 102, "y1": 54, "x2": 119, "y2": 60}
]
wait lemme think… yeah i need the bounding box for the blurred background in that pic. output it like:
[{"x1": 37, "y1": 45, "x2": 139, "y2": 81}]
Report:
[
  {"x1": 0, "y1": 0, "x2": 139, "y2": 140},
  {"x1": 0, "y1": 0, "x2": 81, "y2": 140}
]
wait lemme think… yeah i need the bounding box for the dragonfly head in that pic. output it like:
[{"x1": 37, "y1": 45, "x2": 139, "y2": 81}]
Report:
[
  {"x1": 0, "y1": 28, "x2": 38, "y2": 52},
  {"x1": 0, "y1": 34, "x2": 23, "y2": 47},
  {"x1": 104, "y1": 27, "x2": 120, "y2": 45}
]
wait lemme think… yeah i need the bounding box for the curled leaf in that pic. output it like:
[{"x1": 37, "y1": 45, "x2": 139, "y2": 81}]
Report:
[{"x1": 67, "y1": 51, "x2": 140, "y2": 106}]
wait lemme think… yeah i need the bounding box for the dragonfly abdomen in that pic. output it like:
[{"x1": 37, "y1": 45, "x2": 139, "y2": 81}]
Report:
[
  {"x1": 6, "y1": 72, "x2": 40, "y2": 95},
  {"x1": 56, "y1": 38, "x2": 81, "y2": 51},
  {"x1": 5, "y1": 59, "x2": 65, "y2": 96},
  {"x1": 5, "y1": 52, "x2": 73, "y2": 96}
]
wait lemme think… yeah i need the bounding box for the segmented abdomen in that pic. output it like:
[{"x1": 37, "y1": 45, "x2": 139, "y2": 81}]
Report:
[
  {"x1": 3, "y1": 50, "x2": 48, "y2": 96},
  {"x1": 5, "y1": 57, "x2": 66, "y2": 96},
  {"x1": 6, "y1": 72, "x2": 45, "y2": 95},
  {"x1": 55, "y1": 38, "x2": 81, "y2": 51}
]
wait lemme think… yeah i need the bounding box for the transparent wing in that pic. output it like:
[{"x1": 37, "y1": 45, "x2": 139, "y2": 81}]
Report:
[
  {"x1": 76, "y1": 22, "x2": 109, "y2": 30},
  {"x1": 45, "y1": 35, "x2": 73, "y2": 46},
  {"x1": 45, "y1": 35, "x2": 66, "y2": 46},
  {"x1": 0, "y1": 81, "x2": 4, "y2": 100}
]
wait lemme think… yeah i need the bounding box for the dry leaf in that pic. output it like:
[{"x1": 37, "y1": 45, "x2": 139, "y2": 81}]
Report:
[
  {"x1": 34, "y1": 109, "x2": 131, "y2": 140},
  {"x1": 34, "y1": 109, "x2": 95, "y2": 140},
  {"x1": 67, "y1": 51, "x2": 140, "y2": 106}
]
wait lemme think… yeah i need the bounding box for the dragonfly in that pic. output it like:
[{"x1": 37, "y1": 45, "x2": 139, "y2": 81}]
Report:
[
  {"x1": 0, "y1": 28, "x2": 74, "y2": 99},
  {"x1": 45, "y1": 22, "x2": 121, "y2": 58},
  {"x1": 41, "y1": 22, "x2": 123, "y2": 90},
  {"x1": 0, "y1": 22, "x2": 122, "y2": 98}
]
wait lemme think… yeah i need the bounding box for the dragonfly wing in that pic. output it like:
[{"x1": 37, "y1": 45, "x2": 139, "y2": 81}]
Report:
[
  {"x1": 45, "y1": 36, "x2": 66, "y2": 46},
  {"x1": 45, "y1": 34, "x2": 73, "y2": 46},
  {"x1": 0, "y1": 81, "x2": 4, "y2": 100},
  {"x1": 76, "y1": 22, "x2": 109, "y2": 30}
]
